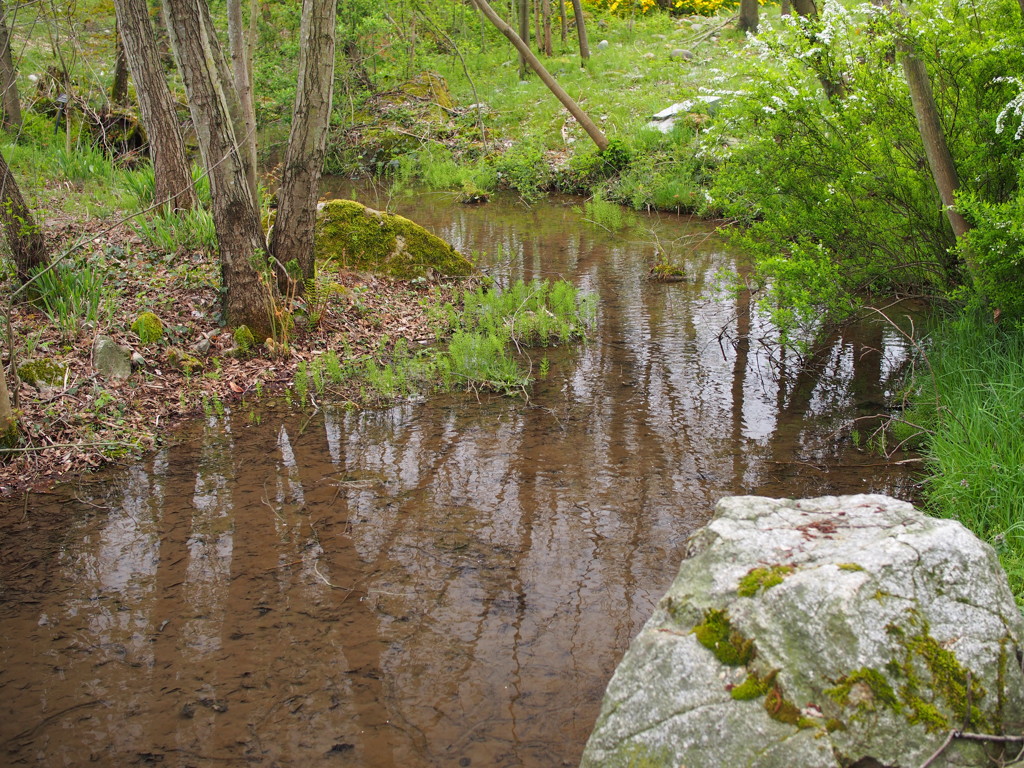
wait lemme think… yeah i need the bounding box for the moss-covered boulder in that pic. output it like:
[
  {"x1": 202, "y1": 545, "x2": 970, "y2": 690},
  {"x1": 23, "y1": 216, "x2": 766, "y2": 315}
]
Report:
[
  {"x1": 165, "y1": 347, "x2": 203, "y2": 375},
  {"x1": 17, "y1": 358, "x2": 69, "y2": 389},
  {"x1": 315, "y1": 199, "x2": 474, "y2": 280},
  {"x1": 581, "y1": 495, "x2": 1024, "y2": 768},
  {"x1": 131, "y1": 311, "x2": 164, "y2": 344}
]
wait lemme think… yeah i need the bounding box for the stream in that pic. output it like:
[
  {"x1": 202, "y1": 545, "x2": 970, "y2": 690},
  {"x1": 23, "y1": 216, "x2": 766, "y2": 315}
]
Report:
[{"x1": 0, "y1": 188, "x2": 921, "y2": 767}]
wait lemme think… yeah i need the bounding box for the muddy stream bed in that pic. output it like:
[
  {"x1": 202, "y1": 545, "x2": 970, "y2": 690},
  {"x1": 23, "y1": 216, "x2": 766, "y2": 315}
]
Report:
[{"x1": 0, "y1": 188, "x2": 921, "y2": 767}]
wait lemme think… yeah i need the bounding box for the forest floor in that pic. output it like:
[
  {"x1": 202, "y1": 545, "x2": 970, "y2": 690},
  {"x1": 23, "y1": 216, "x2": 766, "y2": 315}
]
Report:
[{"x1": 0, "y1": 206, "x2": 466, "y2": 496}]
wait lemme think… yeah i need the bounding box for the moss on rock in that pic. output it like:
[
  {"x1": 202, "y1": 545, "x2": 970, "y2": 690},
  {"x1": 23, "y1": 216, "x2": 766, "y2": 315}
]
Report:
[
  {"x1": 233, "y1": 325, "x2": 256, "y2": 355},
  {"x1": 131, "y1": 311, "x2": 164, "y2": 344},
  {"x1": 17, "y1": 358, "x2": 68, "y2": 388},
  {"x1": 692, "y1": 608, "x2": 754, "y2": 666},
  {"x1": 737, "y1": 565, "x2": 794, "y2": 597},
  {"x1": 315, "y1": 199, "x2": 474, "y2": 280},
  {"x1": 166, "y1": 347, "x2": 203, "y2": 374}
]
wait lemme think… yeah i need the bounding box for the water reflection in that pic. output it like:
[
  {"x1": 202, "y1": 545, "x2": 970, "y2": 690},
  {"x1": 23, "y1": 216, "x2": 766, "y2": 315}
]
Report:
[{"x1": 0, "y1": 190, "x2": 919, "y2": 767}]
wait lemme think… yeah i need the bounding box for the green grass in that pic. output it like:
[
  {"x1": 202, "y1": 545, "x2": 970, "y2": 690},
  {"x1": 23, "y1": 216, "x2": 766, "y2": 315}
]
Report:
[{"x1": 902, "y1": 314, "x2": 1024, "y2": 608}]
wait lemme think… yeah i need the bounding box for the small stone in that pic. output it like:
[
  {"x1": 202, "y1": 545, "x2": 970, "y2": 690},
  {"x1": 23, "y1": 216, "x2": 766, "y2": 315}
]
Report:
[
  {"x1": 131, "y1": 352, "x2": 146, "y2": 368},
  {"x1": 93, "y1": 336, "x2": 132, "y2": 380},
  {"x1": 191, "y1": 337, "x2": 211, "y2": 356},
  {"x1": 17, "y1": 358, "x2": 68, "y2": 389},
  {"x1": 669, "y1": 48, "x2": 694, "y2": 61},
  {"x1": 130, "y1": 311, "x2": 164, "y2": 344},
  {"x1": 596, "y1": 39, "x2": 609, "y2": 50}
]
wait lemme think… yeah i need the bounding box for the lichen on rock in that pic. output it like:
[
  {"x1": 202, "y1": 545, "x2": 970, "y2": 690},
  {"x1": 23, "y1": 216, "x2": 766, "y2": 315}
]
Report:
[
  {"x1": 315, "y1": 199, "x2": 474, "y2": 280},
  {"x1": 580, "y1": 495, "x2": 1024, "y2": 768}
]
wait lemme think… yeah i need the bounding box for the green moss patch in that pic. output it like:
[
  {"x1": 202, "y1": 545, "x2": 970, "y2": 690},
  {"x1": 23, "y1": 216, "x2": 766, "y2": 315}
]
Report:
[
  {"x1": 131, "y1": 311, "x2": 164, "y2": 344},
  {"x1": 315, "y1": 199, "x2": 474, "y2": 280},
  {"x1": 730, "y1": 670, "x2": 776, "y2": 701},
  {"x1": 826, "y1": 667, "x2": 901, "y2": 713},
  {"x1": 692, "y1": 608, "x2": 754, "y2": 666},
  {"x1": 17, "y1": 358, "x2": 68, "y2": 388},
  {"x1": 737, "y1": 565, "x2": 794, "y2": 597}
]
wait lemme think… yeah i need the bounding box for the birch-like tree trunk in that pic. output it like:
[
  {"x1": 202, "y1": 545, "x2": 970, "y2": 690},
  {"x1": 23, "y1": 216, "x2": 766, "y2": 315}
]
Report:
[
  {"x1": 0, "y1": 0, "x2": 21, "y2": 130},
  {"x1": 0, "y1": 149, "x2": 48, "y2": 282},
  {"x1": 269, "y1": 0, "x2": 336, "y2": 291},
  {"x1": 163, "y1": 0, "x2": 270, "y2": 337},
  {"x1": 472, "y1": 0, "x2": 607, "y2": 150}
]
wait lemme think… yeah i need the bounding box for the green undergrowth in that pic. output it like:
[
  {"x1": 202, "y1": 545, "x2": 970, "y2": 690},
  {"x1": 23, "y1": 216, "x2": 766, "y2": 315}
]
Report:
[
  {"x1": 898, "y1": 314, "x2": 1024, "y2": 610},
  {"x1": 290, "y1": 278, "x2": 597, "y2": 405}
]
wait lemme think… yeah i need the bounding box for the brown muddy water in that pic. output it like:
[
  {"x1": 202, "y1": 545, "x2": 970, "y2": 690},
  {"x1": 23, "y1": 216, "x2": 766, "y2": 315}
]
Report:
[{"x1": 1, "y1": 188, "x2": 922, "y2": 767}]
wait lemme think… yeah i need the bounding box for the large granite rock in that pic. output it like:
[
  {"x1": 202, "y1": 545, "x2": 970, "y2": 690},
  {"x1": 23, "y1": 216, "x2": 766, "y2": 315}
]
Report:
[{"x1": 581, "y1": 495, "x2": 1024, "y2": 768}]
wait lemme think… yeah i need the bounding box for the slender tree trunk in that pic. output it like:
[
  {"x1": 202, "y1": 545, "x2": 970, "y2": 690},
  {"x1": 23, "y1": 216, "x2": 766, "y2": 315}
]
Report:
[
  {"x1": 472, "y1": 0, "x2": 607, "y2": 150},
  {"x1": 559, "y1": 0, "x2": 566, "y2": 43},
  {"x1": 114, "y1": 0, "x2": 198, "y2": 211},
  {"x1": 269, "y1": 0, "x2": 336, "y2": 291},
  {"x1": 780, "y1": 0, "x2": 791, "y2": 15},
  {"x1": 111, "y1": 25, "x2": 130, "y2": 104},
  {"x1": 227, "y1": 0, "x2": 257, "y2": 202},
  {"x1": 0, "y1": 357, "x2": 14, "y2": 445},
  {"x1": 570, "y1": 0, "x2": 589, "y2": 62},
  {"x1": 542, "y1": 0, "x2": 552, "y2": 55},
  {"x1": 0, "y1": 0, "x2": 21, "y2": 130},
  {"x1": 0, "y1": 149, "x2": 48, "y2": 283},
  {"x1": 791, "y1": 0, "x2": 817, "y2": 16},
  {"x1": 517, "y1": 0, "x2": 528, "y2": 78},
  {"x1": 163, "y1": 0, "x2": 270, "y2": 338},
  {"x1": 739, "y1": 0, "x2": 758, "y2": 34},
  {"x1": 900, "y1": 46, "x2": 971, "y2": 243},
  {"x1": 534, "y1": 0, "x2": 541, "y2": 54}
]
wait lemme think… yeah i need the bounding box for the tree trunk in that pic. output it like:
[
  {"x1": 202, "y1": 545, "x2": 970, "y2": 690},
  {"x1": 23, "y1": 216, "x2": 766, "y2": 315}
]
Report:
[
  {"x1": 163, "y1": 0, "x2": 270, "y2": 338},
  {"x1": 0, "y1": 149, "x2": 48, "y2": 283},
  {"x1": 900, "y1": 46, "x2": 971, "y2": 243},
  {"x1": 517, "y1": 0, "x2": 528, "y2": 78},
  {"x1": 114, "y1": 0, "x2": 198, "y2": 211},
  {"x1": 227, "y1": 0, "x2": 257, "y2": 203},
  {"x1": 739, "y1": 0, "x2": 758, "y2": 34},
  {"x1": 559, "y1": 0, "x2": 567, "y2": 43},
  {"x1": 542, "y1": 0, "x2": 552, "y2": 56},
  {"x1": 472, "y1": 0, "x2": 607, "y2": 150},
  {"x1": 111, "y1": 25, "x2": 130, "y2": 104},
  {"x1": 269, "y1": 0, "x2": 336, "y2": 291},
  {"x1": 0, "y1": 357, "x2": 15, "y2": 447},
  {"x1": 791, "y1": 0, "x2": 817, "y2": 16},
  {"x1": 780, "y1": 0, "x2": 791, "y2": 15},
  {"x1": 570, "y1": 0, "x2": 589, "y2": 62},
  {"x1": 0, "y1": 0, "x2": 21, "y2": 130}
]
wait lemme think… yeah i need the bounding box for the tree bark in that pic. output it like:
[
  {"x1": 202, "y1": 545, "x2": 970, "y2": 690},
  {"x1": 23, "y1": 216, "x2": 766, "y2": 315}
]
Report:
[
  {"x1": 0, "y1": 359, "x2": 14, "y2": 445},
  {"x1": 227, "y1": 0, "x2": 257, "y2": 203},
  {"x1": 111, "y1": 25, "x2": 130, "y2": 104},
  {"x1": 780, "y1": 0, "x2": 791, "y2": 15},
  {"x1": 0, "y1": 0, "x2": 21, "y2": 130},
  {"x1": 570, "y1": 0, "x2": 589, "y2": 62},
  {"x1": 163, "y1": 0, "x2": 270, "y2": 338},
  {"x1": 269, "y1": 0, "x2": 336, "y2": 291},
  {"x1": 542, "y1": 0, "x2": 552, "y2": 55},
  {"x1": 0, "y1": 149, "x2": 48, "y2": 283},
  {"x1": 739, "y1": 0, "x2": 758, "y2": 34},
  {"x1": 791, "y1": 0, "x2": 817, "y2": 16},
  {"x1": 517, "y1": 0, "x2": 529, "y2": 78},
  {"x1": 558, "y1": 0, "x2": 567, "y2": 43},
  {"x1": 472, "y1": 0, "x2": 607, "y2": 150},
  {"x1": 900, "y1": 46, "x2": 971, "y2": 243},
  {"x1": 114, "y1": 0, "x2": 198, "y2": 211}
]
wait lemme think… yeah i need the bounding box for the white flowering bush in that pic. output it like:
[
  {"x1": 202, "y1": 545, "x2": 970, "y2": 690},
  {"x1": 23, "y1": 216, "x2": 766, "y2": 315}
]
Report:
[{"x1": 705, "y1": 0, "x2": 1024, "y2": 338}]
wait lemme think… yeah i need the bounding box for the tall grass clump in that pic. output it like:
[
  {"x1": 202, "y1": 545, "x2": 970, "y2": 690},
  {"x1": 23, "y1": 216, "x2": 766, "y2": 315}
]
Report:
[
  {"x1": 132, "y1": 206, "x2": 217, "y2": 253},
  {"x1": 29, "y1": 256, "x2": 119, "y2": 339},
  {"x1": 902, "y1": 315, "x2": 1024, "y2": 608}
]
